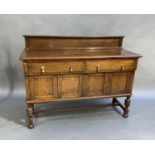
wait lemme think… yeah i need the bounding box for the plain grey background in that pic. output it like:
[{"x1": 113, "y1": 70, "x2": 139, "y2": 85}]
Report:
[{"x1": 0, "y1": 15, "x2": 155, "y2": 139}]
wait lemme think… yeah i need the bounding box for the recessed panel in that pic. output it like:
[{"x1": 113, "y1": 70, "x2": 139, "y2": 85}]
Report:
[
  {"x1": 33, "y1": 76, "x2": 55, "y2": 99},
  {"x1": 86, "y1": 74, "x2": 105, "y2": 96},
  {"x1": 58, "y1": 75, "x2": 82, "y2": 98},
  {"x1": 110, "y1": 73, "x2": 128, "y2": 94}
]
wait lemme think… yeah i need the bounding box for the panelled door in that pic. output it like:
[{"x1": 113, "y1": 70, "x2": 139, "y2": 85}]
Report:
[
  {"x1": 58, "y1": 74, "x2": 83, "y2": 98},
  {"x1": 109, "y1": 72, "x2": 134, "y2": 95},
  {"x1": 29, "y1": 76, "x2": 57, "y2": 100},
  {"x1": 27, "y1": 72, "x2": 134, "y2": 101},
  {"x1": 83, "y1": 74, "x2": 106, "y2": 97}
]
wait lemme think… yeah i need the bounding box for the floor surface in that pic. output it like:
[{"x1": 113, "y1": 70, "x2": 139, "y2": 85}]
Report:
[{"x1": 0, "y1": 92, "x2": 155, "y2": 140}]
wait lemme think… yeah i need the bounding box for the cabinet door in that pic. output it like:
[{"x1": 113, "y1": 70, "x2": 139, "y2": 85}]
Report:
[
  {"x1": 84, "y1": 74, "x2": 106, "y2": 97},
  {"x1": 109, "y1": 72, "x2": 133, "y2": 95},
  {"x1": 58, "y1": 75, "x2": 82, "y2": 98},
  {"x1": 29, "y1": 76, "x2": 57, "y2": 100}
]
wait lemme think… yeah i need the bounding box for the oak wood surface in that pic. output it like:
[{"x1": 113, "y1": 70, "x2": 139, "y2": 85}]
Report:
[
  {"x1": 24, "y1": 35, "x2": 124, "y2": 51},
  {"x1": 19, "y1": 35, "x2": 141, "y2": 128},
  {"x1": 20, "y1": 49, "x2": 141, "y2": 61}
]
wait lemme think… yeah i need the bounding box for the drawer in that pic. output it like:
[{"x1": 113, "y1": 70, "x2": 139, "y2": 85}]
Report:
[
  {"x1": 86, "y1": 59, "x2": 137, "y2": 72},
  {"x1": 26, "y1": 61, "x2": 84, "y2": 75}
]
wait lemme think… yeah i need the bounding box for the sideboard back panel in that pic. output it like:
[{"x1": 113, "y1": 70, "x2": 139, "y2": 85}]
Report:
[{"x1": 24, "y1": 36, "x2": 124, "y2": 51}]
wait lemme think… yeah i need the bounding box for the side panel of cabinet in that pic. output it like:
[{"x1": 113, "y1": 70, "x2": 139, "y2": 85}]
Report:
[
  {"x1": 83, "y1": 74, "x2": 106, "y2": 97},
  {"x1": 58, "y1": 74, "x2": 83, "y2": 98},
  {"x1": 109, "y1": 72, "x2": 134, "y2": 95},
  {"x1": 24, "y1": 77, "x2": 31, "y2": 100},
  {"x1": 28, "y1": 76, "x2": 57, "y2": 100}
]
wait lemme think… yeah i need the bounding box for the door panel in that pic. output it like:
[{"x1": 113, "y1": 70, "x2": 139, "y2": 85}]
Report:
[
  {"x1": 110, "y1": 72, "x2": 130, "y2": 94},
  {"x1": 30, "y1": 76, "x2": 57, "y2": 100},
  {"x1": 84, "y1": 74, "x2": 106, "y2": 96},
  {"x1": 58, "y1": 75, "x2": 82, "y2": 98}
]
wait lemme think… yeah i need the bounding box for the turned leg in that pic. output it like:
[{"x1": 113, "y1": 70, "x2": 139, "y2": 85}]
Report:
[
  {"x1": 32, "y1": 104, "x2": 35, "y2": 113},
  {"x1": 112, "y1": 97, "x2": 117, "y2": 106},
  {"x1": 123, "y1": 96, "x2": 131, "y2": 118},
  {"x1": 27, "y1": 103, "x2": 34, "y2": 129}
]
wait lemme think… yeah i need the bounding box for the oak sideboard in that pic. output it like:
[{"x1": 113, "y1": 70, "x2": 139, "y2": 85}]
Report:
[{"x1": 20, "y1": 35, "x2": 141, "y2": 128}]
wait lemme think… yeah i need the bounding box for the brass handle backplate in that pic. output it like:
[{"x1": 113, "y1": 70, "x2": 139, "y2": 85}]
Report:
[
  {"x1": 96, "y1": 65, "x2": 99, "y2": 72},
  {"x1": 41, "y1": 66, "x2": 45, "y2": 73},
  {"x1": 69, "y1": 67, "x2": 73, "y2": 73},
  {"x1": 121, "y1": 66, "x2": 125, "y2": 71}
]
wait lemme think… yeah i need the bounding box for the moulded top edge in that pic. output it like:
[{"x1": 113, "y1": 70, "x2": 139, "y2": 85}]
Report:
[{"x1": 23, "y1": 35, "x2": 125, "y2": 39}]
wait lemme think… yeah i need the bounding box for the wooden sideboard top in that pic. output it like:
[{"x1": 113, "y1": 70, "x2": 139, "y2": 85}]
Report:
[
  {"x1": 20, "y1": 35, "x2": 142, "y2": 61},
  {"x1": 20, "y1": 48, "x2": 141, "y2": 61}
]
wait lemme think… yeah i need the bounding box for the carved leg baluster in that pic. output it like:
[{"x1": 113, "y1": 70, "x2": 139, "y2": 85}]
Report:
[
  {"x1": 123, "y1": 96, "x2": 131, "y2": 118},
  {"x1": 27, "y1": 104, "x2": 34, "y2": 129},
  {"x1": 32, "y1": 104, "x2": 35, "y2": 113},
  {"x1": 112, "y1": 97, "x2": 117, "y2": 106}
]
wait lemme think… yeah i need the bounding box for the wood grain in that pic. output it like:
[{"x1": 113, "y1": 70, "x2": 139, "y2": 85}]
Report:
[{"x1": 20, "y1": 35, "x2": 141, "y2": 128}]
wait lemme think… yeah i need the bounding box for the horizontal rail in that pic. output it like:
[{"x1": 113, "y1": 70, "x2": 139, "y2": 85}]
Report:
[{"x1": 34, "y1": 103, "x2": 113, "y2": 115}]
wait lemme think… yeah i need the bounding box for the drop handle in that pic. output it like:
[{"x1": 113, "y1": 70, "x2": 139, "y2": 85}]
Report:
[
  {"x1": 121, "y1": 66, "x2": 125, "y2": 71},
  {"x1": 41, "y1": 66, "x2": 45, "y2": 73},
  {"x1": 69, "y1": 67, "x2": 73, "y2": 73},
  {"x1": 96, "y1": 65, "x2": 99, "y2": 72}
]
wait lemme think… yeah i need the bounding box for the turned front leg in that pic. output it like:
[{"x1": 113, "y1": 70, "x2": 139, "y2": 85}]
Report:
[
  {"x1": 123, "y1": 96, "x2": 131, "y2": 118},
  {"x1": 112, "y1": 97, "x2": 117, "y2": 106},
  {"x1": 27, "y1": 103, "x2": 34, "y2": 129}
]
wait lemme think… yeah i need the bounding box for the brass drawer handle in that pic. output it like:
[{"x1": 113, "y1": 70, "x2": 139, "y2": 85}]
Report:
[
  {"x1": 41, "y1": 66, "x2": 45, "y2": 73},
  {"x1": 121, "y1": 66, "x2": 125, "y2": 71},
  {"x1": 69, "y1": 67, "x2": 73, "y2": 73},
  {"x1": 96, "y1": 65, "x2": 99, "y2": 72}
]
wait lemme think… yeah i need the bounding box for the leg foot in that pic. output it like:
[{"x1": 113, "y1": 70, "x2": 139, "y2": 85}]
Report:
[
  {"x1": 27, "y1": 104, "x2": 34, "y2": 129},
  {"x1": 123, "y1": 113, "x2": 128, "y2": 118},
  {"x1": 28, "y1": 124, "x2": 34, "y2": 129},
  {"x1": 123, "y1": 96, "x2": 131, "y2": 118}
]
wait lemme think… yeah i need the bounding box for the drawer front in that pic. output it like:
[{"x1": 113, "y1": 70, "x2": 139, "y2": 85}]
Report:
[
  {"x1": 86, "y1": 59, "x2": 137, "y2": 72},
  {"x1": 26, "y1": 61, "x2": 84, "y2": 75}
]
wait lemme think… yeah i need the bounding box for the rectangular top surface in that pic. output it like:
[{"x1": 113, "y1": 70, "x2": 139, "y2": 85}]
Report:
[{"x1": 20, "y1": 48, "x2": 141, "y2": 61}]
